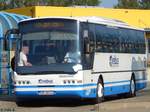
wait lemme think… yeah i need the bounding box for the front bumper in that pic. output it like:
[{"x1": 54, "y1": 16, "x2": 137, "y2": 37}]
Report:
[{"x1": 14, "y1": 84, "x2": 97, "y2": 99}]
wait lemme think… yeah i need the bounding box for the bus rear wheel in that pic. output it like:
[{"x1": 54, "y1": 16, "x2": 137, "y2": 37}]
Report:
[
  {"x1": 124, "y1": 75, "x2": 136, "y2": 98},
  {"x1": 129, "y1": 76, "x2": 136, "y2": 97}
]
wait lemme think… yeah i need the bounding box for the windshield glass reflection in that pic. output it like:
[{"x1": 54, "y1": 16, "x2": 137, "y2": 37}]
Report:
[{"x1": 17, "y1": 31, "x2": 81, "y2": 66}]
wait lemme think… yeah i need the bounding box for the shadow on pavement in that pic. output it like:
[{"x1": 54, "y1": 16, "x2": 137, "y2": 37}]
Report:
[
  {"x1": 16, "y1": 99, "x2": 96, "y2": 107},
  {"x1": 0, "y1": 95, "x2": 15, "y2": 102}
]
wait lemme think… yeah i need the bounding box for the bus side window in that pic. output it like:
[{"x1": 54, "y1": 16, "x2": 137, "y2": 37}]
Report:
[
  {"x1": 95, "y1": 25, "x2": 120, "y2": 53},
  {"x1": 95, "y1": 25, "x2": 105, "y2": 52},
  {"x1": 119, "y1": 28, "x2": 145, "y2": 54}
]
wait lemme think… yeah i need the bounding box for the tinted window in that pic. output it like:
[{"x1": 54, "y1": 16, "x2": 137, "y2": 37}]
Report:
[
  {"x1": 95, "y1": 24, "x2": 145, "y2": 54},
  {"x1": 95, "y1": 25, "x2": 120, "y2": 53},
  {"x1": 119, "y1": 28, "x2": 145, "y2": 54}
]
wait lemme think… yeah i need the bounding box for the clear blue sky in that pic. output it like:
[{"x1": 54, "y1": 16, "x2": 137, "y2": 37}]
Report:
[{"x1": 100, "y1": 0, "x2": 118, "y2": 8}]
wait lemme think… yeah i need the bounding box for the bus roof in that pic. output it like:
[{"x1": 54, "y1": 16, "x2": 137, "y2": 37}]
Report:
[{"x1": 20, "y1": 16, "x2": 144, "y2": 31}]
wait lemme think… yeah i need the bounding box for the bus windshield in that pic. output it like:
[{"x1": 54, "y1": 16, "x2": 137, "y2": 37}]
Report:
[{"x1": 16, "y1": 19, "x2": 81, "y2": 74}]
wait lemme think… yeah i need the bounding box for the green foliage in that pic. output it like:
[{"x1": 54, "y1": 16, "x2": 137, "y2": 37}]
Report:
[
  {"x1": 115, "y1": 0, "x2": 150, "y2": 9},
  {"x1": 73, "y1": 0, "x2": 100, "y2": 6},
  {"x1": 0, "y1": 0, "x2": 101, "y2": 10},
  {"x1": 114, "y1": 0, "x2": 139, "y2": 9},
  {"x1": 140, "y1": 0, "x2": 150, "y2": 9},
  {"x1": 0, "y1": 0, "x2": 7, "y2": 10}
]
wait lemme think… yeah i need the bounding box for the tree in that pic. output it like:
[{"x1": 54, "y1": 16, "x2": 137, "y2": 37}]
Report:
[
  {"x1": 73, "y1": 0, "x2": 100, "y2": 6},
  {"x1": 140, "y1": 0, "x2": 150, "y2": 9},
  {"x1": 114, "y1": 0, "x2": 140, "y2": 9},
  {"x1": 115, "y1": 0, "x2": 150, "y2": 9},
  {"x1": 0, "y1": 0, "x2": 7, "y2": 10},
  {"x1": 0, "y1": 0, "x2": 101, "y2": 10}
]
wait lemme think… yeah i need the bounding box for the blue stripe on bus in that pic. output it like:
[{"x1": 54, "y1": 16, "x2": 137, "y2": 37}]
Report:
[
  {"x1": 104, "y1": 79, "x2": 146, "y2": 85},
  {"x1": 104, "y1": 80, "x2": 130, "y2": 84},
  {"x1": 15, "y1": 83, "x2": 97, "y2": 88},
  {"x1": 136, "y1": 82, "x2": 147, "y2": 90},
  {"x1": 14, "y1": 80, "x2": 130, "y2": 88},
  {"x1": 14, "y1": 79, "x2": 146, "y2": 88},
  {"x1": 104, "y1": 84, "x2": 130, "y2": 96},
  {"x1": 15, "y1": 82, "x2": 146, "y2": 98}
]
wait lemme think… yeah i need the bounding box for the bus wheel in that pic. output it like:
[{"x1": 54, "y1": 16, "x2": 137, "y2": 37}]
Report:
[
  {"x1": 129, "y1": 76, "x2": 136, "y2": 97},
  {"x1": 16, "y1": 99, "x2": 25, "y2": 106},
  {"x1": 16, "y1": 100, "x2": 24, "y2": 106},
  {"x1": 96, "y1": 78, "x2": 104, "y2": 103}
]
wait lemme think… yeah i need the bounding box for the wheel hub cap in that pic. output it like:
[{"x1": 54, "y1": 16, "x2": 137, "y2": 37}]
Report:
[{"x1": 98, "y1": 83, "x2": 103, "y2": 97}]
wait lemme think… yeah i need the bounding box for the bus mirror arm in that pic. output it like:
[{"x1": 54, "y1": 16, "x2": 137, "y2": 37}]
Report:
[
  {"x1": 4, "y1": 29, "x2": 19, "y2": 50},
  {"x1": 5, "y1": 29, "x2": 19, "y2": 39}
]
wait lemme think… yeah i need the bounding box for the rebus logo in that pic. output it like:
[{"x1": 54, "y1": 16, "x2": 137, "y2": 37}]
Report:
[
  {"x1": 38, "y1": 79, "x2": 53, "y2": 84},
  {"x1": 109, "y1": 55, "x2": 119, "y2": 67}
]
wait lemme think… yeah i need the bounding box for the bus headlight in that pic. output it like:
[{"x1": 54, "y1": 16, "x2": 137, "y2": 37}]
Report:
[
  {"x1": 27, "y1": 81, "x2": 30, "y2": 84},
  {"x1": 18, "y1": 81, "x2": 21, "y2": 84},
  {"x1": 63, "y1": 80, "x2": 82, "y2": 84},
  {"x1": 17, "y1": 80, "x2": 31, "y2": 85}
]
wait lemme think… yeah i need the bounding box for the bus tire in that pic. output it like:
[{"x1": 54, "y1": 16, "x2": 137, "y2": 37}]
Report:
[
  {"x1": 16, "y1": 99, "x2": 24, "y2": 106},
  {"x1": 95, "y1": 78, "x2": 104, "y2": 103},
  {"x1": 129, "y1": 75, "x2": 136, "y2": 97},
  {"x1": 16, "y1": 101, "x2": 23, "y2": 106}
]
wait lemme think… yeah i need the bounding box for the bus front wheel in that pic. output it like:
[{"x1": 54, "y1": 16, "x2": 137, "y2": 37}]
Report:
[
  {"x1": 129, "y1": 76, "x2": 136, "y2": 97},
  {"x1": 16, "y1": 100, "x2": 24, "y2": 106},
  {"x1": 96, "y1": 78, "x2": 104, "y2": 103}
]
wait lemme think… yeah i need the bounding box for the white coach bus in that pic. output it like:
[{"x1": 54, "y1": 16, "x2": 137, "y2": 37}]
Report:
[{"x1": 5, "y1": 17, "x2": 147, "y2": 104}]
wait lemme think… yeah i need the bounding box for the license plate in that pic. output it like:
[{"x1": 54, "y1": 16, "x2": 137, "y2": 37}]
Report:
[{"x1": 38, "y1": 91, "x2": 55, "y2": 95}]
